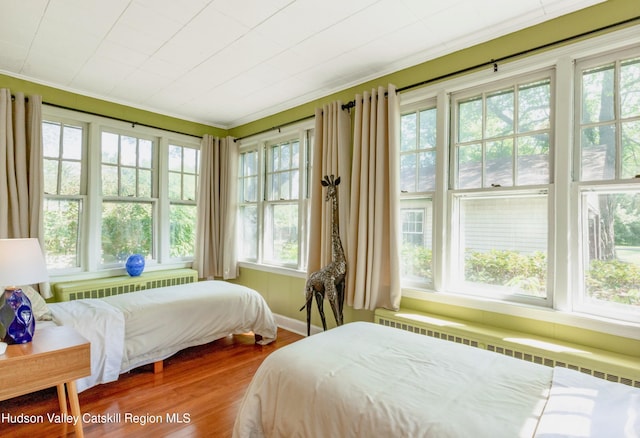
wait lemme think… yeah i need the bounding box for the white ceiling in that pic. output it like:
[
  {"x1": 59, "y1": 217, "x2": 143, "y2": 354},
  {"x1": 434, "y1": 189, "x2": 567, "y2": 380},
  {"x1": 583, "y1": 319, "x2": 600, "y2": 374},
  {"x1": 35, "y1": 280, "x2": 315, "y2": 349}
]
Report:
[{"x1": 0, "y1": 0, "x2": 603, "y2": 129}]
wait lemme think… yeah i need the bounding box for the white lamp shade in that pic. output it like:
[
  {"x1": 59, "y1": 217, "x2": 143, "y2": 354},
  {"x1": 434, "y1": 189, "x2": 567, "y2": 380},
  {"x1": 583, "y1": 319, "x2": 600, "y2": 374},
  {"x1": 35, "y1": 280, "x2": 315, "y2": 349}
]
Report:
[{"x1": 0, "y1": 238, "x2": 49, "y2": 287}]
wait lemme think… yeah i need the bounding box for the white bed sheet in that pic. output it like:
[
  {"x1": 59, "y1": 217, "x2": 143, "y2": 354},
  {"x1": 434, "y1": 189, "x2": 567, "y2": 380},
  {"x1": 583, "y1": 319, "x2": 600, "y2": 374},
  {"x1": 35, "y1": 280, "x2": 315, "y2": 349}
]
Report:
[
  {"x1": 233, "y1": 321, "x2": 554, "y2": 438},
  {"x1": 49, "y1": 280, "x2": 277, "y2": 392},
  {"x1": 48, "y1": 298, "x2": 125, "y2": 392}
]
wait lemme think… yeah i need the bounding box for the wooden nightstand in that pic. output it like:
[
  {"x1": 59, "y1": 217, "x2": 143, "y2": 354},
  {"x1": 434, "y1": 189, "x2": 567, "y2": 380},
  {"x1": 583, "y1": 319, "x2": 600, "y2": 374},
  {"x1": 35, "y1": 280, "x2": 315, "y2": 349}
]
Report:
[{"x1": 0, "y1": 325, "x2": 90, "y2": 437}]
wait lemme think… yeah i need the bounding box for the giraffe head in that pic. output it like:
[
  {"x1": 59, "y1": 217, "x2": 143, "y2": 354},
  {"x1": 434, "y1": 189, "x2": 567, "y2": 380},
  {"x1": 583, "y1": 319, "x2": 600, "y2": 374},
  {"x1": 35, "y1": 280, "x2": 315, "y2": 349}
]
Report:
[{"x1": 321, "y1": 174, "x2": 340, "y2": 201}]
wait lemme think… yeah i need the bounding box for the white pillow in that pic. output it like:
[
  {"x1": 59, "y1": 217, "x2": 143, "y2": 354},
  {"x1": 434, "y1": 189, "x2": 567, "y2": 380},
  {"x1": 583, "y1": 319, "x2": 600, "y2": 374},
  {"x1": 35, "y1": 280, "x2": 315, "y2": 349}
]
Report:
[{"x1": 18, "y1": 285, "x2": 53, "y2": 321}]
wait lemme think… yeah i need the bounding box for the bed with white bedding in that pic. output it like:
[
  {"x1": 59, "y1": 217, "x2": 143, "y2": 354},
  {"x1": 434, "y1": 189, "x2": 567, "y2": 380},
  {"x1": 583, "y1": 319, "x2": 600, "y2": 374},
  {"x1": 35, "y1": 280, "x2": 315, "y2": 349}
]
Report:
[
  {"x1": 39, "y1": 280, "x2": 277, "y2": 392},
  {"x1": 233, "y1": 321, "x2": 640, "y2": 438}
]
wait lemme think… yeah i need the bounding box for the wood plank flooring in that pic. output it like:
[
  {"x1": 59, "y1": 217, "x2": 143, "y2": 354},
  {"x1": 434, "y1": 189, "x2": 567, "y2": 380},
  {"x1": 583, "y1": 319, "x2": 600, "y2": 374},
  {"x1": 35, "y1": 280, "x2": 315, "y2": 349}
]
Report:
[{"x1": 0, "y1": 328, "x2": 303, "y2": 437}]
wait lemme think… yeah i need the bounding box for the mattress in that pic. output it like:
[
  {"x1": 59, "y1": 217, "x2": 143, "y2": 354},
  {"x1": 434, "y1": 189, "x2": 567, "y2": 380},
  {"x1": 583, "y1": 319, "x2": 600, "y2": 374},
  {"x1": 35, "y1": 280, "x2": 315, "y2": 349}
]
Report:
[{"x1": 233, "y1": 321, "x2": 640, "y2": 438}]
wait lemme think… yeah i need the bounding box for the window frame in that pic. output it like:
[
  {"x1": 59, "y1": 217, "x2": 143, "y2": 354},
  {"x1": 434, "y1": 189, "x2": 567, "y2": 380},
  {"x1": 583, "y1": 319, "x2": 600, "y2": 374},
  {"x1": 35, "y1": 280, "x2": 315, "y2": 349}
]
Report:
[
  {"x1": 42, "y1": 116, "x2": 88, "y2": 272},
  {"x1": 236, "y1": 121, "x2": 313, "y2": 274},
  {"x1": 398, "y1": 25, "x2": 640, "y2": 338},
  {"x1": 447, "y1": 70, "x2": 555, "y2": 305},
  {"x1": 42, "y1": 105, "x2": 201, "y2": 280},
  {"x1": 572, "y1": 45, "x2": 640, "y2": 322}
]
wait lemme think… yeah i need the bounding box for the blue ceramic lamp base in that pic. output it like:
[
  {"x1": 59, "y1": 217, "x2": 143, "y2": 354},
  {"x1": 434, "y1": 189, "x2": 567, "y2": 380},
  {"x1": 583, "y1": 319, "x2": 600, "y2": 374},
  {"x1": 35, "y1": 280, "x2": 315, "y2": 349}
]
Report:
[{"x1": 0, "y1": 287, "x2": 35, "y2": 344}]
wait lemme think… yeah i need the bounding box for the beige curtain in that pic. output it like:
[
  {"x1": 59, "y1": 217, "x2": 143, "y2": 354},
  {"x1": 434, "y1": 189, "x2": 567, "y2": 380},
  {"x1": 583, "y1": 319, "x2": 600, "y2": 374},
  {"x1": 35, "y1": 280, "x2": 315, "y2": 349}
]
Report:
[
  {"x1": 307, "y1": 102, "x2": 351, "y2": 273},
  {"x1": 346, "y1": 85, "x2": 401, "y2": 311},
  {"x1": 195, "y1": 135, "x2": 238, "y2": 280},
  {"x1": 0, "y1": 89, "x2": 49, "y2": 297}
]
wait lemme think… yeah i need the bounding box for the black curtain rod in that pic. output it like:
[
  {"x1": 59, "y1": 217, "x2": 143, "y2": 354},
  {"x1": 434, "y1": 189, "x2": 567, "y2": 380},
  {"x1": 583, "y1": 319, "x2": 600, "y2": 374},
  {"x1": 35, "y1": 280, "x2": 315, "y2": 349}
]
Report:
[
  {"x1": 42, "y1": 102, "x2": 203, "y2": 139},
  {"x1": 234, "y1": 114, "x2": 315, "y2": 142},
  {"x1": 341, "y1": 14, "x2": 640, "y2": 109}
]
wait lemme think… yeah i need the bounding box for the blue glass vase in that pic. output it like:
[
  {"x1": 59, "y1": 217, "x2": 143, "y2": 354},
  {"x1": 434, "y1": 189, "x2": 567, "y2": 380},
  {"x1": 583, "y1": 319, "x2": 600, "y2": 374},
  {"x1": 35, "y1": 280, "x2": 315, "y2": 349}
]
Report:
[
  {"x1": 125, "y1": 254, "x2": 145, "y2": 276},
  {"x1": 0, "y1": 288, "x2": 35, "y2": 344}
]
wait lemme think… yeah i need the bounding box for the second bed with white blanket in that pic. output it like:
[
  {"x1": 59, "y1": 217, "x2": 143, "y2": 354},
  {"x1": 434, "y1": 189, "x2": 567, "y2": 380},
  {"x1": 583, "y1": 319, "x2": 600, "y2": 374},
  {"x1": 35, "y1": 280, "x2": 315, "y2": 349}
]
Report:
[
  {"x1": 47, "y1": 280, "x2": 278, "y2": 392},
  {"x1": 233, "y1": 321, "x2": 640, "y2": 438}
]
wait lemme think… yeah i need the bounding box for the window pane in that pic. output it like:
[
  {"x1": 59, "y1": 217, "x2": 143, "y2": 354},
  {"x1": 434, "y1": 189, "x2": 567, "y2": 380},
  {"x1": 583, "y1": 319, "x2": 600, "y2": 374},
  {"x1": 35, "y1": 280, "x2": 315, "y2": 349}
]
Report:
[
  {"x1": 417, "y1": 151, "x2": 436, "y2": 192},
  {"x1": 621, "y1": 120, "x2": 640, "y2": 179},
  {"x1": 456, "y1": 195, "x2": 548, "y2": 298},
  {"x1": 517, "y1": 134, "x2": 549, "y2": 185},
  {"x1": 581, "y1": 192, "x2": 640, "y2": 309},
  {"x1": 168, "y1": 145, "x2": 182, "y2": 172},
  {"x1": 486, "y1": 139, "x2": 513, "y2": 187},
  {"x1": 265, "y1": 203, "x2": 298, "y2": 265},
  {"x1": 44, "y1": 158, "x2": 58, "y2": 194},
  {"x1": 168, "y1": 172, "x2": 181, "y2": 199},
  {"x1": 401, "y1": 113, "x2": 417, "y2": 151},
  {"x1": 121, "y1": 167, "x2": 136, "y2": 196},
  {"x1": 183, "y1": 147, "x2": 197, "y2": 174},
  {"x1": 458, "y1": 97, "x2": 482, "y2": 142},
  {"x1": 419, "y1": 109, "x2": 437, "y2": 148},
  {"x1": 244, "y1": 175, "x2": 257, "y2": 202},
  {"x1": 43, "y1": 198, "x2": 81, "y2": 270},
  {"x1": 400, "y1": 153, "x2": 417, "y2": 192},
  {"x1": 239, "y1": 205, "x2": 258, "y2": 260},
  {"x1": 101, "y1": 132, "x2": 119, "y2": 164},
  {"x1": 138, "y1": 169, "x2": 152, "y2": 197},
  {"x1": 62, "y1": 126, "x2": 82, "y2": 160},
  {"x1": 581, "y1": 64, "x2": 615, "y2": 124},
  {"x1": 518, "y1": 80, "x2": 551, "y2": 133},
  {"x1": 400, "y1": 198, "x2": 433, "y2": 284},
  {"x1": 139, "y1": 139, "x2": 153, "y2": 168},
  {"x1": 183, "y1": 174, "x2": 196, "y2": 201},
  {"x1": 620, "y1": 57, "x2": 640, "y2": 119},
  {"x1": 60, "y1": 161, "x2": 81, "y2": 195},
  {"x1": 580, "y1": 125, "x2": 616, "y2": 181},
  {"x1": 121, "y1": 136, "x2": 137, "y2": 166},
  {"x1": 457, "y1": 143, "x2": 482, "y2": 189},
  {"x1": 486, "y1": 89, "x2": 514, "y2": 138},
  {"x1": 101, "y1": 165, "x2": 118, "y2": 196},
  {"x1": 101, "y1": 201, "x2": 152, "y2": 264},
  {"x1": 169, "y1": 204, "x2": 196, "y2": 258},
  {"x1": 43, "y1": 122, "x2": 60, "y2": 157}
]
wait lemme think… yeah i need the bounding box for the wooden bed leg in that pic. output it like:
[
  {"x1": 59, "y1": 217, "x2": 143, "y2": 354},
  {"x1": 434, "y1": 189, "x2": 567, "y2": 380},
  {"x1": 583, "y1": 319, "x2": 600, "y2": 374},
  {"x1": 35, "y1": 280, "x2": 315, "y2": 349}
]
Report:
[
  {"x1": 254, "y1": 334, "x2": 263, "y2": 344},
  {"x1": 153, "y1": 360, "x2": 163, "y2": 374}
]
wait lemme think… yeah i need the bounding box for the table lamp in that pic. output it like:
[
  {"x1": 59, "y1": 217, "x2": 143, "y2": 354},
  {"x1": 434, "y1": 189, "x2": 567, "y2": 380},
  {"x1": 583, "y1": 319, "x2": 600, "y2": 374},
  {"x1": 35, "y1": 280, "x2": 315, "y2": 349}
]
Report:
[{"x1": 0, "y1": 238, "x2": 49, "y2": 346}]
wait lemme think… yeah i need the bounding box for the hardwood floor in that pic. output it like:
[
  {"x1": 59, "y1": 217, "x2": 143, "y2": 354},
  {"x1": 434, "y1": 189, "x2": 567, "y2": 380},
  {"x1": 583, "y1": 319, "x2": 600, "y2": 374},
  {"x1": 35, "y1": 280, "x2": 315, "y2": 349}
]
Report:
[{"x1": 0, "y1": 327, "x2": 303, "y2": 438}]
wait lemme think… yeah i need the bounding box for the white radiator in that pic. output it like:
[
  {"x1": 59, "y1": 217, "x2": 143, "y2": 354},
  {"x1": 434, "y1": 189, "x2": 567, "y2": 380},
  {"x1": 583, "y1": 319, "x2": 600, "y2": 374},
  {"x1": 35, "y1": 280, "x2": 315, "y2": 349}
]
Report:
[{"x1": 375, "y1": 308, "x2": 640, "y2": 388}]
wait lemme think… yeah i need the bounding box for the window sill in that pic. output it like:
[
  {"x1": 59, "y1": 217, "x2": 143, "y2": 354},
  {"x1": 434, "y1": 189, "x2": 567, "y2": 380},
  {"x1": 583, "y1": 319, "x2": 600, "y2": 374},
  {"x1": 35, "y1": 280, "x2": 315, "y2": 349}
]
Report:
[
  {"x1": 238, "y1": 261, "x2": 307, "y2": 279},
  {"x1": 402, "y1": 287, "x2": 640, "y2": 341}
]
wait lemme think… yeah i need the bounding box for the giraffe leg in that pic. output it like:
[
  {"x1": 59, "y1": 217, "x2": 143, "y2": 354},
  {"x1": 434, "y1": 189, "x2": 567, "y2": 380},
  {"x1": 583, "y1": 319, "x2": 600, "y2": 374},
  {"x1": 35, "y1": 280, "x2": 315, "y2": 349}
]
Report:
[
  {"x1": 302, "y1": 285, "x2": 313, "y2": 336},
  {"x1": 314, "y1": 289, "x2": 327, "y2": 331},
  {"x1": 326, "y1": 282, "x2": 343, "y2": 327},
  {"x1": 337, "y1": 280, "x2": 345, "y2": 323}
]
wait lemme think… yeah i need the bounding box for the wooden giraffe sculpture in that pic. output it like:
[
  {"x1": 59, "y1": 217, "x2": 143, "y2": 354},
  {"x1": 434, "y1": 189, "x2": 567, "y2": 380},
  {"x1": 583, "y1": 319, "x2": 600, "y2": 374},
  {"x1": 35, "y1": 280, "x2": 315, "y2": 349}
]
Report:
[{"x1": 300, "y1": 175, "x2": 346, "y2": 336}]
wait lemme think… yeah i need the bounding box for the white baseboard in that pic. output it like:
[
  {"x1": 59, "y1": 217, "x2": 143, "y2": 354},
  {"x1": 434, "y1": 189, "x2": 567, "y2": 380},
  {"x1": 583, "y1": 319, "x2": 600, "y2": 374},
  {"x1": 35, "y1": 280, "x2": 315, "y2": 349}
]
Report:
[{"x1": 274, "y1": 314, "x2": 323, "y2": 337}]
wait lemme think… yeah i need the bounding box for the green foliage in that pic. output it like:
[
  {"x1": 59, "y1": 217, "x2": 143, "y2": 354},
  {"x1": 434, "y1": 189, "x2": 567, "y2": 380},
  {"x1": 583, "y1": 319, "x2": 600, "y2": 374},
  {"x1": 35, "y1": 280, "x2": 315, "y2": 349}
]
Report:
[
  {"x1": 101, "y1": 202, "x2": 152, "y2": 263},
  {"x1": 586, "y1": 259, "x2": 640, "y2": 305},
  {"x1": 169, "y1": 205, "x2": 197, "y2": 258},
  {"x1": 465, "y1": 250, "x2": 547, "y2": 296},
  {"x1": 401, "y1": 244, "x2": 432, "y2": 281}
]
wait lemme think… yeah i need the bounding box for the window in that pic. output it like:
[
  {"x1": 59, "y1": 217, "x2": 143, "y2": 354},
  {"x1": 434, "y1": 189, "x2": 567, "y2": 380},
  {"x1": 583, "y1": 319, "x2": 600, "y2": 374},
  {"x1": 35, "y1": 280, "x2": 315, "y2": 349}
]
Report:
[
  {"x1": 399, "y1": 31, "x2": 640, "y2": 328},
  {"x1": 400, "y1": 104, "x2": 436, "y2": 286},
  {"x1": 450, "y1": 73, "x2": 552, "y2": 303},
  {"x1": 576, "y1": 49, "x2": 640, "y2": 320},
  {"x1": 168, "y1": 144, "x2": 200, "y2": 259},
  {"x1": 100, "y1": 131, "x2": 155, "y2": 266},
  {"x1": 42, "y1": 107, "x2": 200, "y2": 275},
  {"x1": 237, "y1": 125, "x2": 312, "y2": 271},
  {"x1": 42, "y1": 119, "x2": 85, "y2": 270}
]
